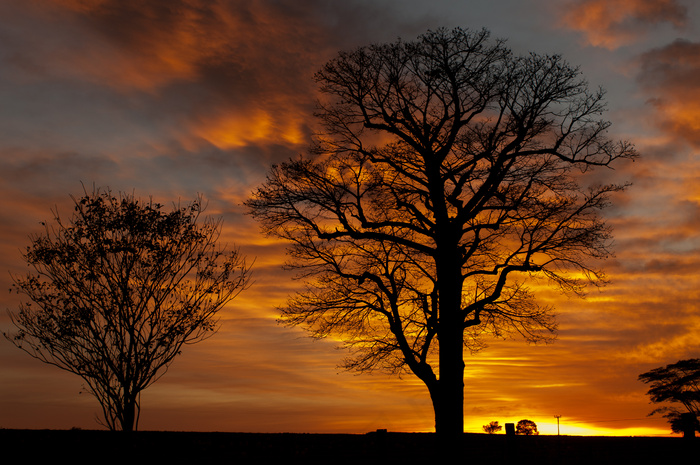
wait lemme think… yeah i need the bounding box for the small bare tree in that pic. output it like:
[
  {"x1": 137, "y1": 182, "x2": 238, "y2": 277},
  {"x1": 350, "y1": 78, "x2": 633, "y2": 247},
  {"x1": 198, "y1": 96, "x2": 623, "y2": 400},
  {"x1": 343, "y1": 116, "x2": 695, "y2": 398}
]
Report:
[{"x1": 5, "y1": 187, "x2": 251, "y2": 431}]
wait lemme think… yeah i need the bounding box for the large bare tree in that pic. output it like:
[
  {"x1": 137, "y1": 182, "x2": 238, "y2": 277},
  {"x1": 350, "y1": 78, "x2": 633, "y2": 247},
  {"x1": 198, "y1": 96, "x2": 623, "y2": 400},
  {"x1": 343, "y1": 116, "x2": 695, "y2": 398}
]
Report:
[
  {"x1": 5, "y1": 188, "x2": 251, "y2": 431},
  {"x1": 246, "y1": 28, "x2": 636, "y2": 436}
]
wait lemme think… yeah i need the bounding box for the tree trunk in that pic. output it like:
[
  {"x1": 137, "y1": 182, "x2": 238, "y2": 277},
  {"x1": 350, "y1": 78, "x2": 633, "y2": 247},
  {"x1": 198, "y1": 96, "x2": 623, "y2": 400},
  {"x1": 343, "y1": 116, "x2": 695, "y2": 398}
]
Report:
[
  {"x1": 434, "y1": 315, "x2": 465, "y2": 436},
  {"x1": 429, "y1": 309, "x2": 465, "y2": 460},
  {"x1": 120, "y1": 395, "x2": 137, "y2": 432},
  {"x1": 433, "y1": 237, "x2": 465, "y2": 437},
  {"x1": 426, "y1": 147, "x2": 466, "y2": 437}
]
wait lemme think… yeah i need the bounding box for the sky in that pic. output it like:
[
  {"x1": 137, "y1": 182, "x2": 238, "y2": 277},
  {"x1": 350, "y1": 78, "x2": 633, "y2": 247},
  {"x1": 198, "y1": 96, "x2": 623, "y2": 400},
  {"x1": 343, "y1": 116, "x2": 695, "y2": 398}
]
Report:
[{"x1": 1, "y1": 0, "x2": 699, "y2": 436}]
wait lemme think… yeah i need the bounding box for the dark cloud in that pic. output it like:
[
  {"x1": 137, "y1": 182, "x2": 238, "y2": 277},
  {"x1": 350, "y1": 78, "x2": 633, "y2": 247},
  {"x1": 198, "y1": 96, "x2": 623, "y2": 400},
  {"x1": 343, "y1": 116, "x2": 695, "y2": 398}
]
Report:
[
  {"x1": 563, "y1": 0, "x2": 688, "y2": 49},
  {"x1": 636, "y1": 39, "x2": 700, "y2": 147}
]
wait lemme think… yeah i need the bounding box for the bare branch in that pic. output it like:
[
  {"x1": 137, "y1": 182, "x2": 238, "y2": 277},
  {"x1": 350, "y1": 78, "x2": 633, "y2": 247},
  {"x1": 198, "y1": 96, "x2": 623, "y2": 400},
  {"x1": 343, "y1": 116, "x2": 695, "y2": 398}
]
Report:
[{"x1": 246, "y1": 26, "x2": 634, "y2": 435}]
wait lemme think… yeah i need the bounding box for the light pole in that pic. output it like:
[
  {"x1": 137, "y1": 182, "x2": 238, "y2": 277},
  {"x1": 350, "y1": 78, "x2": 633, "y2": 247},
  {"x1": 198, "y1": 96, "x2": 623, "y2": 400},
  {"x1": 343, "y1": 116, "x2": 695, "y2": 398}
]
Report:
[{"x1": 554, "y1": 415, "x2": 561, "y2": 435}]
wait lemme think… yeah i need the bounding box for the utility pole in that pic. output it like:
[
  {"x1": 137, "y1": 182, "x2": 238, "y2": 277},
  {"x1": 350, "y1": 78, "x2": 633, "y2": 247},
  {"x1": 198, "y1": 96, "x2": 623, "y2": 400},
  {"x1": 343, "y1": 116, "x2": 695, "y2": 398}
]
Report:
[{"x1": 554, "y1": 415, "x2": 561, "y2": 435}]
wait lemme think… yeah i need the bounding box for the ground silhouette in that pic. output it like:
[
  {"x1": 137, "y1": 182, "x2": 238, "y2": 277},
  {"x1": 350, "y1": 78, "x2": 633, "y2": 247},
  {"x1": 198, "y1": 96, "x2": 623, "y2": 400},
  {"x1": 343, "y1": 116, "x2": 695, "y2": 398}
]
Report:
[{"x1": 1, "y1": 429, "x2": 695, "y2": 464}]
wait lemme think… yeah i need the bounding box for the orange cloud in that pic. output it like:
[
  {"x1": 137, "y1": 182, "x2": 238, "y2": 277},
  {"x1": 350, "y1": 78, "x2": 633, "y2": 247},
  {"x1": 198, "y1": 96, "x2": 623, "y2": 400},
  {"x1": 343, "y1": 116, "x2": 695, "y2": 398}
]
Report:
[
  {"x1": 562, "y1": 0, "x2": 687, "y2": 49},
  {"x1": 6, "y1": 0, "x2": 329, "y2": 153},
  {"x1": 37, "y1": 0, "x2": 338, "y2": 94},
  {"x1": 192, "y1": 106, "x2": 307, "y2": 150},
  {"x1": 21, "y1": 0, "x2": 216, "y2": 91}
]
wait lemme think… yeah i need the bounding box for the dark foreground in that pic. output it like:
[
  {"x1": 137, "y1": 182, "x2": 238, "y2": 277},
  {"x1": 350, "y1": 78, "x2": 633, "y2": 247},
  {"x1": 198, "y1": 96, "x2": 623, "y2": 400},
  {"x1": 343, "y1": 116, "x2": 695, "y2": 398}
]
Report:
[{"x1": 1, "y1": 429, "x2": 695, "y2": 464}]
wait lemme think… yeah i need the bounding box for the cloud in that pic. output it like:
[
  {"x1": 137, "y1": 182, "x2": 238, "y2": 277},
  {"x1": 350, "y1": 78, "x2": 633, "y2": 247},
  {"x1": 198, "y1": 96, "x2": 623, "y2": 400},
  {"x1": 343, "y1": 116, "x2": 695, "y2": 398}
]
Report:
[
  {"x1": 40, "y1": 0, "x2": 319, "y2": 91},
  {"x1": 636, "y1": 39, "x2": 700, "y2": 148},
  {"x1": 27, "y1": 1, "x2": 328, "y2": 152},
  {"x1": 562, "y1": 0, "x2": 687, "y2": 49},
  {"x1": 5, "y1": 0, "x2": 432, "y2": 160}
]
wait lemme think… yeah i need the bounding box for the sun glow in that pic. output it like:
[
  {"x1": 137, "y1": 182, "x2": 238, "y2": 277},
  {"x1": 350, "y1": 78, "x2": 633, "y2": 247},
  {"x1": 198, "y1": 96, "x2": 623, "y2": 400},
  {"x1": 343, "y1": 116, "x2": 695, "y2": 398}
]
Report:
[{"x1": 464, "y1": 417, "x2": 673, "y2": 437}]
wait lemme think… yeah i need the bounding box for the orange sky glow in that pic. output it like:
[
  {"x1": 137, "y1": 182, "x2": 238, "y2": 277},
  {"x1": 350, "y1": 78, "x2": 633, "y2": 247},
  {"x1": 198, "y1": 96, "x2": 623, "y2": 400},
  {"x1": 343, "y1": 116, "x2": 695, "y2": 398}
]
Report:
[{"x1": 1, "y1": 0, "x2": 699, "y2": 437}]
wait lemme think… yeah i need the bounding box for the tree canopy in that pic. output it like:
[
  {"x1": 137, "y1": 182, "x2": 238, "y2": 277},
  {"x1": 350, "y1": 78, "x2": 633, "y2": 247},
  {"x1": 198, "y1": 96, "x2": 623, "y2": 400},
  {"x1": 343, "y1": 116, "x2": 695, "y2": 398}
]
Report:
[
  {"x1": 5, "y1": 188, "x2": 251, "y2": 431},
  {"x1": 516, "y1": 419, "x2": 539, "y2": 435},
  {"x1": 639, "y1": 358, "x2": 700, "y2": 434},
  {"x1": 483, "y1": 420, "x2": 502, "y2": 434},
  {"x1": 246, "y1": 27, "x2": 636, "y2": 435}
]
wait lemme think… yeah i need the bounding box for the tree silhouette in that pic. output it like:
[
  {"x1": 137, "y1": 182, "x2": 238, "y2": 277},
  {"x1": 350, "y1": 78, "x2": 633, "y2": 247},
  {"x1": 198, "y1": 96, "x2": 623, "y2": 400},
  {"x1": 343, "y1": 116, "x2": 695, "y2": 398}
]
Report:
[
  {"x1": 483, "y1": 420, "x2": 502, "y2": 434},
  {"x1": 5, "y1": 187, "x2": 251, "y2": 431},
  {"x1": 638, "y1": 358, "x2": 700, "y2": 435},
  {"x1": 516, "y1": 419, "x2": 539, "y2": 435},
  {"x1": 246, "y1": 27, "x2": 636, "y2": 436}
]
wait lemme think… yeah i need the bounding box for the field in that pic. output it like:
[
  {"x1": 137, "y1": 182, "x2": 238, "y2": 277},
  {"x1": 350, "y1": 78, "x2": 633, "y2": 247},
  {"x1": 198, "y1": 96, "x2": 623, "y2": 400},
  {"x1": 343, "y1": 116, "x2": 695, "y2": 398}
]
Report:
[{"x1": 1, "y1": 429, "x2": 695, "y2": 464}]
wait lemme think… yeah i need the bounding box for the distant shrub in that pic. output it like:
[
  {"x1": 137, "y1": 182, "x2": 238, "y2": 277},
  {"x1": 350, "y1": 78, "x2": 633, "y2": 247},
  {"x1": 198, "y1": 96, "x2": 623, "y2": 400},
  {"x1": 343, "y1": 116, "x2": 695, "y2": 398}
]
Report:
[
  {"x1": 516, "y1": 419, "x2": 539, "y2": 435},
  {"x1": 483, "y1": 421, "x2": 502, "y2": 434}
]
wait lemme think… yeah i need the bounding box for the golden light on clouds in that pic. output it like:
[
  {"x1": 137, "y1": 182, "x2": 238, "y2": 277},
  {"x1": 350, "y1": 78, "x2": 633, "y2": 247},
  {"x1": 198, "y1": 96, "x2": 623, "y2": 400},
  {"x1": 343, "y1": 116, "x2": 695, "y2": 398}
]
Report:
[{"x1": 195, "y1": 109, "x2": 307, "y2": 149}]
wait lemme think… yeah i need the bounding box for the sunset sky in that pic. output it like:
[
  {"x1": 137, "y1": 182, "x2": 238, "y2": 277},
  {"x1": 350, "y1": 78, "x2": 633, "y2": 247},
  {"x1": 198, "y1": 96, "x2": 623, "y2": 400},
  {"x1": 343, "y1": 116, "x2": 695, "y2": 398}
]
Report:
[{"x1": 1, "y1": 0, "x2": 699, "y2": 437}]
